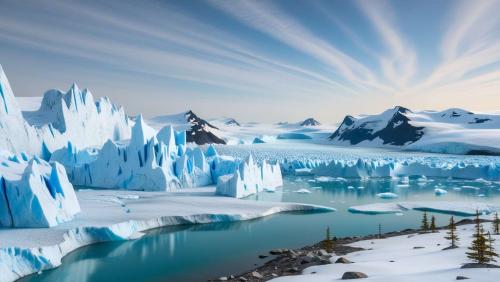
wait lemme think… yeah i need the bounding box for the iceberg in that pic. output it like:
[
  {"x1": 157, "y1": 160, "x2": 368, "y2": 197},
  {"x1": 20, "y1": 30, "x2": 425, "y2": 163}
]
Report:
[
  {"x1": 348, "y1": 203, "x2": 408, "y2": 214},
  {"x1": 0, "y1": 156, "x2": 80, "y2": 227},
  {"x1": 215, "y1": 155, "x2": 283, "y2": 198},
  {"x1": 434, "y1": 188, "x2": 448, "y2": 195},
  {"x1": 377, "y1": 192, "x2": 398, "y2": 199},
  {"x1": 294, "y1": 189, "x2": 312, "y2": 194}
]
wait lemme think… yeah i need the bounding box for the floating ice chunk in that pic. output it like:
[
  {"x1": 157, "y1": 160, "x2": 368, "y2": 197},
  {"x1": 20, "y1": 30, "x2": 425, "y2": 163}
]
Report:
[
  {"x1": 315, "y1": 176, "x2": 347, "y2": 182},
  {"x1": 417, "y1": 176, "x2": 428, "y2": 183},
  {"x1": 461, "y1": 185, "x2": 480, "y2": 190},
  {"x1": 377, "y1": 192, "x2": 398, "y2": 199},
  {"x1": 434, "y1": 188, "x2": 448, "y2": 195},
  {"x1": 348, "y1": 203, "x2": 407, "y2": 214},
  {"x1": 117, "y1": 194, "x2": 140, "y2": 200},
  {"x1": 315, "y1": 176, "x2": 336, "y2": 182},
  {"x1": 294, "y1": 189, "x2": 312, "y2": 194},
  {"x1": 351, "y1": 201, "x2": 500, "y2": 216},
  {"x1": 294, "y1": 168, "x2": 313, "y2": 176},
  {"x1": 397, "y1": 184, "x2": 410, "y2": 188},
  {"x1": 475, "y1": 178, "x2": 492, "y2": 185},
  {"x1": 401, "y1": 201, "x2": 497, "y2": 216}
]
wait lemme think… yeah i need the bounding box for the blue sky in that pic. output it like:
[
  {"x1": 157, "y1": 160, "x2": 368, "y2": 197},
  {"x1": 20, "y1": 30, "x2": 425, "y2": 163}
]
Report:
[{"x1": 1, "y1": 0, "x2": 500, "y2": 123}]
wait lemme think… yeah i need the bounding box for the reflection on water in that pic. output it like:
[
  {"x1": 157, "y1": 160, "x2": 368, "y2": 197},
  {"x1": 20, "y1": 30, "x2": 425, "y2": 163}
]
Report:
[{"x1": 23, "y1": 176, "x2": 500, "y2": 282}]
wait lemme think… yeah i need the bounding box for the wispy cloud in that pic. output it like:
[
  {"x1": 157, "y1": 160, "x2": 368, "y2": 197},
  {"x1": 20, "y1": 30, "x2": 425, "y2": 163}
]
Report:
[
  {"x1": 416, "y1": 0, "x2": 500, "y2": 98},
  {"x1": 207, "y1": 0, "x2": 394, "y2": 93},
  {"x1": 1, "y1": 0, "x2": 500, "y2": 121},
  {"x1": 355, "y1": 0, "x2": 417, "y2": 91}
]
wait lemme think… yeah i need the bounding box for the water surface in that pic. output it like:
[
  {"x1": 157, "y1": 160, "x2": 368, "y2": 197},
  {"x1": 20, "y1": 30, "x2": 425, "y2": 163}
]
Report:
[{"x1": 23, "y1": 176, "x2": 500, "y2": 282}]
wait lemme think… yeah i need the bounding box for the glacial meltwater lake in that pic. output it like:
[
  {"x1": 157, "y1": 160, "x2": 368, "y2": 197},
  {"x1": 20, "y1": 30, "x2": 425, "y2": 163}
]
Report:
[{"x1": 22, "y1": 175, "x2": 500, "y2": 282}]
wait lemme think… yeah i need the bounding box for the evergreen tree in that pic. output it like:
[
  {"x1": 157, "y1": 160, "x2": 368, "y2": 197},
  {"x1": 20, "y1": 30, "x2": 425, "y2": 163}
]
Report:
[
  {"x1": 421, "y1": 211, "x2": 429, "y2": 231},
  {"x1": 430, "y1": 215, "x2": 437, "y2": 233},
  {"x1": 467, "y1": 210, "x2": 490, "y2": 264},
  {"x1": 444, "y1": 216, "x2": 459, "y2": 248},
  {"x1": 322, "y1": 226, "x2": 334, "y2": 253},
  {"x1": 486, "y1": 232, "x2": 498, "y2": 263},
  {"x1": 493, "y1": 212, "x2": 500, "y2": 235}
]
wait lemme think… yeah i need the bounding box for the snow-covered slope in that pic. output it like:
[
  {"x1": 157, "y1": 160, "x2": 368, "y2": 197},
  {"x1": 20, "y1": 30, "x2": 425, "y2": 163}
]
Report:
[
  {"x1": 330, "y1": 106, "x2": 500, "y2": 155},
  {"x1": 273, "y1": 223, "x2": 500, "y2": 282},
  {"x1": 149, "y1": 110, "x2": 226, "y2": 145}
]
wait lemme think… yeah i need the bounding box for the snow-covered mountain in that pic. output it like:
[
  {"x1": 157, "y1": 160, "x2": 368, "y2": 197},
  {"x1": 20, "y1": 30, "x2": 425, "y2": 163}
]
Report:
[
  {"x1": 300, "y1": 118, "x2": 321, "y2": 126},
  {"x1": 219, "y1": 117, "x2": 240, "y2": 127},
  {"x1": 149, "y1": 110, "x2": 226, "y2": 145},
  {"x1": 330, "y1": 106, "x2": 500, "y2": 155}
]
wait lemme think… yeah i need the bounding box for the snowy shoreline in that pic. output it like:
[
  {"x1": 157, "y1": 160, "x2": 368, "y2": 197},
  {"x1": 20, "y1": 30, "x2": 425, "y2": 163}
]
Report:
[
  {"x1": 0, "y1": 189, "x2": 334, "y2": 282},
  {"x1": 223, "y1": 218, "x2": 500, "y2": 281}
]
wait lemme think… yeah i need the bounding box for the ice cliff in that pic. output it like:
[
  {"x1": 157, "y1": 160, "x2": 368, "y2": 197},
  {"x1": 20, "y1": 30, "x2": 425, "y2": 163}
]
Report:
[
  {"x1": 0, "y1": 64, "x2": 131, "y2": 157},
  {"x1": 0, "y1": 155, "x2": 80, "y2": 227}
]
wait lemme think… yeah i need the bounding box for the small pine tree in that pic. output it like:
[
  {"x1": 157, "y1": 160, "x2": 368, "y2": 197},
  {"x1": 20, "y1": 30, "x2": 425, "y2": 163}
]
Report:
[
  {"x1": 323, "y1": 227, "x2": 334, "y2": 253},
  {"x1": 467, "y1": 210, "x2": 490, "y2": 264},
  {"x1": 430, "y1": 215, "x2": 437, "y2": 233},
  {"x1": 493, "y1": 212, "x2": 500, "y2": 235},
  {"x1": 421, "y1": 211, "x2": 429, "y2": 231},
  {"x1": 444, "y1": 216, "x2": 459, "y2": 248},
  {"x1": 486, "y1": 232, "x2": 498, "y2": 263}
]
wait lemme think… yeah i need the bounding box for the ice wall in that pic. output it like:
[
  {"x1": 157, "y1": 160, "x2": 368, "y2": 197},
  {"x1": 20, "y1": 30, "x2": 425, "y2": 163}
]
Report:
[
  {"x1": 0, "y1": 156, "x2": 80, "y2": 227},
  {"x1": 215, "y1": 155, "x2": 283, "y2": 198},
  {"x1": 0, "y1": 64, "x2": 131, "y2": 157},
  {"x1": 309, "y1": 158, "x2": 500, "y2": 180}
]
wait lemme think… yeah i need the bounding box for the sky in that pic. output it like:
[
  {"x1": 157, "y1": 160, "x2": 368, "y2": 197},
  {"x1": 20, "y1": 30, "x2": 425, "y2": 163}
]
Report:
[{"x1": 1, "y1": 0, "x2": 500, "y2": 123}]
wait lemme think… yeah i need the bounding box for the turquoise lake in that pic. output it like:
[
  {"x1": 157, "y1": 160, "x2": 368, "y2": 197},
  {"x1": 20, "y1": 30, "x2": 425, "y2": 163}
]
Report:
[{"x1": 22, "y1": 175, "x2": 500, "y2": 282}]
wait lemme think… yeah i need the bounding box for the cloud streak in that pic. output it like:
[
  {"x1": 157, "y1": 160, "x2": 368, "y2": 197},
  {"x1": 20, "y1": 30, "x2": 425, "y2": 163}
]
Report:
[{"x1": 0, "y1": 0, "x2": 500, "y2": 121}]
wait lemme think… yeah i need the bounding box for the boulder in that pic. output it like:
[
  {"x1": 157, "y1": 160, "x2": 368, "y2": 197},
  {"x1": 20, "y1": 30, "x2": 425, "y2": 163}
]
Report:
[
  {"x1": 251, "y1": 271, "x2": 263, "y2": 279},
  {"x1": 335, "y1": 257, "x2": 352, "y2": 264},
  {"x1": 341, "y1": 272, "x2": 368, "y2": 279}
]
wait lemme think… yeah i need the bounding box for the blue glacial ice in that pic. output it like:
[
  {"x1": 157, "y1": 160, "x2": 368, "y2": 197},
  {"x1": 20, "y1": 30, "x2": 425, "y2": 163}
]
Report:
[{"x1": 0, "y1": 156, "x2": 80, "y2": 227}]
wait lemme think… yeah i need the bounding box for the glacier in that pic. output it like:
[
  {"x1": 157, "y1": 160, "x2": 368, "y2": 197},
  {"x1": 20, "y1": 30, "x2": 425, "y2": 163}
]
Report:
[
  {"x1": 215, "y1": 154, "x2": 283, "y2": 198},
  {"x1": 0, "y1": 155, "x2": 80, "y2": 228},
  {"x1": 49, "y1": 115, "x2": 282, "y2": 196},
  {"x1": 0, "y1": 64, "x2": 282, "y2": 199},
  {"x1": 0, "y1": 64, "x2": 131, "y2": 157}
]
